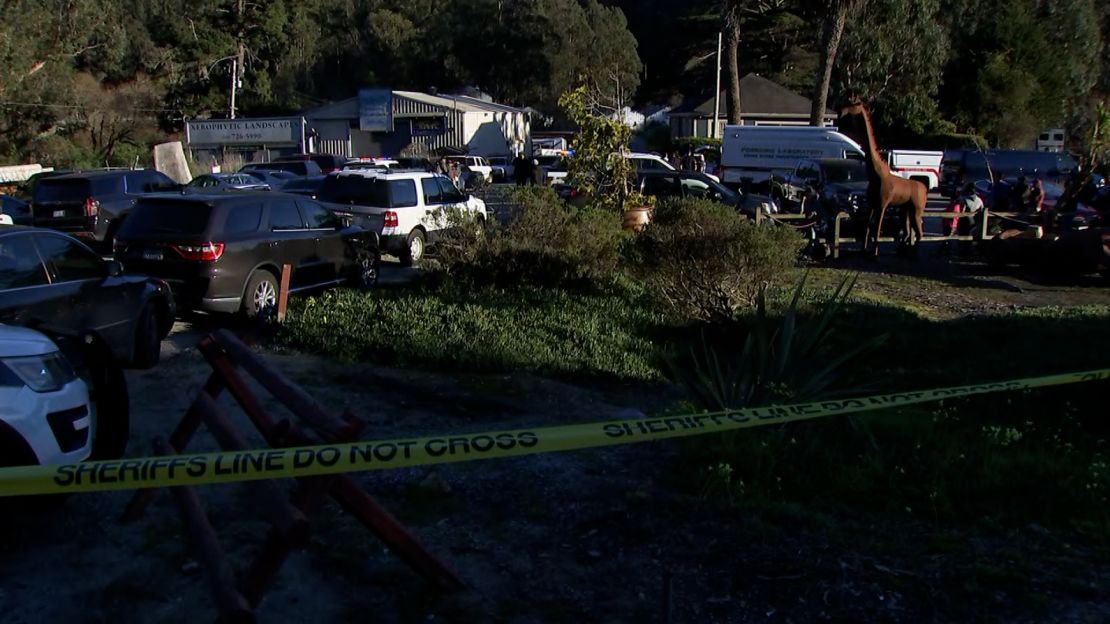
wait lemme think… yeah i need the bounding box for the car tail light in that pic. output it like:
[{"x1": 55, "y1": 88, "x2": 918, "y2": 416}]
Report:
[
  {"x1": 84, "y1": 197, "x2": 100, "y2": 216},
  {"x1": 383, "y1": 211, "x2": 399, "y2": 228},
  {"x1": 170, "y1": 242, "x2": 225, "y2": 262}
]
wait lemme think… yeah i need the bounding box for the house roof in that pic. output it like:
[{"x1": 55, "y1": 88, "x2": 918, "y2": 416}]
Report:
[
  {"x1": 302, "y1": 91, "x2": 527, "y2": 121},
  {"x1": 671, "y1": 73, "x2": 833, "y2": 118}
]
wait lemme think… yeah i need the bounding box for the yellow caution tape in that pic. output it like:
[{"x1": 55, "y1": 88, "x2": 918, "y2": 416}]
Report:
[{"x1": 2, "y1": 368, "x2": 1108, "y2": 496}]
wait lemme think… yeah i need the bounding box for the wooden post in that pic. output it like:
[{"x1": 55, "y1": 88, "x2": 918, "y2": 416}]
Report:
[
  {"x1": 122, "y1": 351, "x2": 227, "y2": 521},
  {"x1": 155, "y1": 438, "x2": 254, "y2": 623},
  {"x1": 276, "y1": 264, "x2": 291, "y2": 323}
]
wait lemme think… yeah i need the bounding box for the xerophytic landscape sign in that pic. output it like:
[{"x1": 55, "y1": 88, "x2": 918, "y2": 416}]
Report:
[{"x1": 185, "y1": 117, "x2": 304, "y2": 147}]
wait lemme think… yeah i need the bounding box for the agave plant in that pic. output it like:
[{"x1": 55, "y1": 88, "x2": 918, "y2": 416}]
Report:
[{"x1": 669, "y1": 273, "x2": 883, "y2": 411}]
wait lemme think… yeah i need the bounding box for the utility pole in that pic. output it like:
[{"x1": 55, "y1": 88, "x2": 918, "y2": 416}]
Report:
[
  {"x1": 712, "y1": 31, "x2": 723, "y2": 139},
  {"x1": 229, "y1": 59, "x2": 237, "y2": 119},
  {"x1": 230, "y1": 0, "x2": 245, "y2": 119}
]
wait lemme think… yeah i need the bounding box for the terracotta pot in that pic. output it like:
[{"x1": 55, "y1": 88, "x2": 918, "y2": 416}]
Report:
[{"x1": 622, "y1": 205, "x2": 653, "y2": 232}]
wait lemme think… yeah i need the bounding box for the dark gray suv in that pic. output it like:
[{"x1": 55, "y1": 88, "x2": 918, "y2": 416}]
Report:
[
  {"x1": 113, "y1": 193, "x2": 379, "y2": 317},
  {"x1": 31, "y1": 169, "x2": 180, "y2": 249}
]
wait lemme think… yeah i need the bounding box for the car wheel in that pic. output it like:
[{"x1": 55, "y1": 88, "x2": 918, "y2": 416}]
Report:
[
  {"x1": 399, "y1": 229, "x2": 425, "y2": 267},
  {"x1": 130, "y1": 302, "x2": 161, "y2": 369},
  {"x1": 84, "y1": 337, "x2": 130, "y2": 461},
  {"x1": 242, "y1": 270, "x2": 279, "y2": 319},
  {"x1": 349, "y1": 249, "x2": 380, "y2": 289}
]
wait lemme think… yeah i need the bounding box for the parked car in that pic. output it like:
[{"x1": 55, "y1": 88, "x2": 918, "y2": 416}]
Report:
[
  {"x1": 394, "y1": 157, "x2": 434, "y2": 171},
  {"x1": 184, "y1": 173, "x2": 272, "y2": 193},
  {"x1": 113, "y1": 192, "x2": 380, "y2": 318},
  {"x1": 242, "y1": 169, "x2": 298, "y2": 189},
  {"x1": 633, "y1": 170, "x2": 774, "y2": 218},
  {"x1": 316, "y1": 170, "x2": 489, "y2": 266},
  {"x1": 0, "y1": 225, "x2": 175, "y2": 368},
  {"x1": 30, "y1": 169, "x2": 181, "y2": 249},
  {"x1": 344, "y1": 158, "x2": 400, "y2": 171},
  {"x1": 280, "y1": 175, "x2": 327, "y2": 199},
  {"x1": 240, "y1": 160, "x2": 323, "y2": 177},
  {"x1": 272, "y1": 153, "x2": 347, "y2": 174},
  {"x1": 536, "y1": 155, "x2": 568, "y2": 184},
  {"x1": 779, "y1": 158, "x2": 869, "y2": 216},
  {"x1": 940, "y1": 149, "x2": 1077, "y2": 197},
  {"x1": 487, "y1": 156, "x2": 514, "y2": 182},
  {"x1": 0, "y1": 324, "x2": 94, "y2": 468},
  {"x1": 14, "y1": 167, "x2": 128, "y2": 201},
  {"x1": 1, "y1": 194, "x2": 33, "y2": 225}
]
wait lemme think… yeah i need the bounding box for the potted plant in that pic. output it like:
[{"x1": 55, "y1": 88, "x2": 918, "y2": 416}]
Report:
[{"x1": 622, "y1": 190, "x2": 656, "y2": 232}]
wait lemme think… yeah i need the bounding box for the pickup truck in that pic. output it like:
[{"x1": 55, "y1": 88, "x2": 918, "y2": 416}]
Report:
[{"x1": 888, "y1": 150, "x2": 942, "y2": 191}]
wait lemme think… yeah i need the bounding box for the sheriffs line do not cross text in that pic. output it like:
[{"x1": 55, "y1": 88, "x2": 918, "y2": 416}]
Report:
[{"x1": 53, "y1": 432, "x2": 540, "y2": 488}]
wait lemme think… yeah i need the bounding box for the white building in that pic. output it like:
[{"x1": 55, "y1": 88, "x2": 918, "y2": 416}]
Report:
[{"x1": 303, "y1": 90, "x2": 531, "y2": 158}]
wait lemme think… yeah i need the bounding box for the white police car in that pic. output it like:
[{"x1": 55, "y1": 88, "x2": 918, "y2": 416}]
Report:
[{"x1": 0, "y1": 324, "x2": 94, "y2": 467}]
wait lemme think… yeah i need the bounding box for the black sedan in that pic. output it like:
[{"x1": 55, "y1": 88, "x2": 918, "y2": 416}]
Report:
[
  {"x1": 0, "y1": 226, "x2": 175, "y2": 368},
  {"x1": 634, "y1": 170, "x2": 776, "y2": 218}
]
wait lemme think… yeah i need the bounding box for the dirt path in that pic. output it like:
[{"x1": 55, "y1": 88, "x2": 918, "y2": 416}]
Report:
[{"x1": 805, "y1": 256, "x2": 1110, "y2": 319}]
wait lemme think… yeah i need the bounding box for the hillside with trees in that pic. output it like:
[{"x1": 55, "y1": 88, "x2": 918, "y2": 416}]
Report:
[{"x1": 0, "y1": 0, "x2": 1107, "y2": 166}]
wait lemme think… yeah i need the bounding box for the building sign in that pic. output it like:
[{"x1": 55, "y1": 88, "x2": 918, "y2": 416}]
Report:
[
  {"x1": 410, "y1": 116, "x2": 447, "y2": 137},
  {"x1": 186, "y1": 118, "x2": 302, "y2": 146},
  {"x1": 359, "y1": 89, "x2": 393, "y2": 132}
]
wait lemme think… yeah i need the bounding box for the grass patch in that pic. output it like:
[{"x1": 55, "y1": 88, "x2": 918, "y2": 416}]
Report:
[
  {"x1": 680, "y1": 301, "x2": 1110, "y2": 536},
  {"x1": 278, "y1": 284, "x2": 662, "y2": 381},
  {"x1": 279, "y1": 274, "x2": 1109, "y2": 535}
]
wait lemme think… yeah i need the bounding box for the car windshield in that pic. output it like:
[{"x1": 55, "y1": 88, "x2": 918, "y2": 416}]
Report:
[
  {"x1": 121, "y1": 200, "x2": 213, "y2": 236},
  {"x1": 317, "y1": 175, "x2": 390, "y2": 206},
  {"x1": 823, "y1": 161, "x2": 867, "y2": 183}
]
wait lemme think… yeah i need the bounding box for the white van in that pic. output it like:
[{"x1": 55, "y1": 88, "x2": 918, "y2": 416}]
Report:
[{"x1": 719, "y1": 126, "x2": 865, "y2": 188}]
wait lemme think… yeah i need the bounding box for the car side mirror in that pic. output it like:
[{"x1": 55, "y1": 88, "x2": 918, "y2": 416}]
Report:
[{"x1": 104, "y1": 259, "x2": 124, "y2": 278}]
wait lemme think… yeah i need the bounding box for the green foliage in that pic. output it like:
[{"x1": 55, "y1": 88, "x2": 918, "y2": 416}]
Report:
[
  {"x1": 430, "y1": 185, "x2": 627, "y2": 289},
  {"x1": 279, "y1": 286, "x2": 660, "y2": 381},
  {"x1": 560, "y1": 85, "x2": 634, "y2": 204},
  {"x1": 627, "y1": 198, "x2": 804, "y2": 322},
  {"x1": 835, "y1": 0, "x2": 950, "y2": 136},
  {"x1": 668, "y1": 274, "x2": 882, "y2": 410},
  {"x1": 683, "y1": 300, "x2": 1110, "y2": 534},
  {"x1": 940, "y1": 0, "x2": 1101, "y2": 146}
]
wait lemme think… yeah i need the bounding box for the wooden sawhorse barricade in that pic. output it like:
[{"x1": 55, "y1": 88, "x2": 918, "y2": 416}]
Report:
[{"x1": 122, "y1": 329, "x2": 464, "y2": 622}]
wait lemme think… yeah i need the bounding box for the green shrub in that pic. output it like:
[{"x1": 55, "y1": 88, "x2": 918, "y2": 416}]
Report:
[
  {"x1": 279, "y1": 286, "x2": 660, "y2": 381},
  {"x1": 628, "y1": 197, "x2": 804, "y2": 322},
  {"x1": 431, "y1": 185, "x2": 627, "y2": 289}
]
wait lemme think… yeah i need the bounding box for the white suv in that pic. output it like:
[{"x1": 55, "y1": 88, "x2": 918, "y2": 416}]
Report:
[
  {"x1": 317, "y1": 170, "x2": 490, "y2": 265},
  {"x1": 0, "y1": 325, "x2": 94, "y2": 467}
]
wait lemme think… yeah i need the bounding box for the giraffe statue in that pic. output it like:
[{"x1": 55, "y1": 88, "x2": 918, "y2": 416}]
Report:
[{"x1": 838, "y1": 99, "x2": 926, "y2": 257}]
